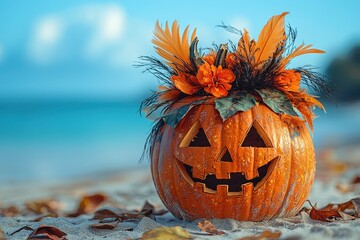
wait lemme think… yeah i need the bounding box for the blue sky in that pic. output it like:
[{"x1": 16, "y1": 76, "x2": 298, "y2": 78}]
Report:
[{"x1": 0, "y1": 0, "x2": 360, "y2": 100}]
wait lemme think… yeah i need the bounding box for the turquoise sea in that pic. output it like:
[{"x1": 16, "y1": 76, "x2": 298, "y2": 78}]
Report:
[
  {"x1": 0, "y1": 100, "x2": 359, "y2": 182},
  {"x1": 0, "y1": 100, "x2": 150, "y2": 182}
]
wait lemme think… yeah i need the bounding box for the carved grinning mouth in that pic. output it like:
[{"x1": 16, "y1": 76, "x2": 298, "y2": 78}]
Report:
[
  {"x1": 175, "y1": 157, "x2": 278, "y2": 194},
  {"x1": 176, "y1": 120, "x2": 280, "y2": 195}
]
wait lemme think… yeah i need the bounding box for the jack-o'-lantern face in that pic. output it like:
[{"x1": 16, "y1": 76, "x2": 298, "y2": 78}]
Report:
[
  {"x1": 175, "y1": 119, "x2": 280, "y2": 195},
  {"x1": 151, "y1": 104, "x2": 315, "y2": 221}
]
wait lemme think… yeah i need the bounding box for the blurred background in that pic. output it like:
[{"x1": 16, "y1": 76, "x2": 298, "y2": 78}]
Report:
[{"x1": 0, "y1": 0, "x2": 360, "y2": 183}]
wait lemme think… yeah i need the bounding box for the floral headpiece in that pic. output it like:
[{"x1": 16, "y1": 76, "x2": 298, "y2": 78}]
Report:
[{"x1": 138, "y1": 12, "x2": 331, "y2": 157}]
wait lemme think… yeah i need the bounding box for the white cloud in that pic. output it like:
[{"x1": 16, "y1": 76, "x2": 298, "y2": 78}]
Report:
[
  {"x1": 74, "y1": 5, "x2": 126, "y2": 58},
  {"x1": 27, "y1": 4, "x2": 136, "y2": 66},
  {"x1": 28, "y1": 16, "x2": 63, "y2": 63},
  {"x1": 106, "y1": 19, "x2": 153, "y2": 67},
  {"x1": 36, "y1": 17, "x2": 63, "y2": 45}
]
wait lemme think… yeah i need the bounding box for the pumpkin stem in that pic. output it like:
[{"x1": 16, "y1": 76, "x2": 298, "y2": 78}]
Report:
[
  {"x1": 190, "y1": 37, "x2": 205, "y2": 70},
  {"x1": 214, "y1": 43, "x2": 228, "y2": 68}
]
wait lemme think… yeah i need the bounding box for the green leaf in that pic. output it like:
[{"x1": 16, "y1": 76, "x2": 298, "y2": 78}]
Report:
[
  {"x1": 215, "y1": 91, "x2": 257, "y2": 120},
  {"x1": 163, "y1": 104, "x2": 191, "y2": 128},
  {"x1": 255, "y1": 88, "x2": 298, "y2": 116},
  {"x1": 163, "y1": 99, "x2": 207, "y2": 128}
]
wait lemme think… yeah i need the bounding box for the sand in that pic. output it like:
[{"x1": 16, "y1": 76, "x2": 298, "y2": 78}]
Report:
[{"x1": 1, "y1": 158, "x2": 360, "y2": 240}]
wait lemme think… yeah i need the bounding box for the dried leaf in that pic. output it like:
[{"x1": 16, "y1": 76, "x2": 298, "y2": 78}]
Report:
[
  {"x1": 318, "y1": 198, "x2": 360, "y2": 216},
  {"x1": 350, "y1": 198, "x2": 360, "y2": 217},
  {"x1": 25, "y1": 199, "x2": 62, "y2": 215},
  {"x1": 140, "y1": 201, "x2": 168, "y2": 216},
  {"x1": 153, "y1": 208, "x2": 168, "y2": 216},
  {"x1": 119, "y1": 210, "x2": 153, "y2": 221},
  {"x1": 215, "y1": 91, "x2": 257, "y2": 120},
  {"x1": 306, "y1": 198, "x2": 360, "y2": 222},
  {"x1": 308, "y1": 201, "x2": 341, "y2": 222},
  {"x1": 90, "y1": 219, "x2": 120, "y2": 230},
  {"x1": 92, "y1": 201, "x2": 159, "y2": 222},
  {"x1": 0, "y1": 205, "x2": 20, "y2": 217},
  {"x1": 197, "y1": 220, "x2": 225, "y2": 235},
  {"x1": 140, "y1": 226, "x2": 192, "y2": 240},
  {"x1": 27, "y1": 225, "x2": 67, "y2": 240},
  {"x1": 10, "y1": 226, "x2": 33, "y2": 236},
  {"x1": 93, "y1": 207, "x2": 124, "y2": 220},
  {"x1": 309, "y1": 207, "x2": 341, "y2": 222},
  {"x1": 352, "y1": 176, "x2": 360, "y2": 184},
  {"x1": 140, "y1": 201, "x2": 155, "y2": 215},
  {"x1": 68, "y1": 193, "x2": 107, "y2": 217},
  {"x1": 255, "y1": 88, "x2": 297, "y2": 116},
  {"x1": 338, "y1": 211, "x2": 356, "y2": 221},
  {"x1": 238, "y1": 230, "x2": 281, "y2": 240}
]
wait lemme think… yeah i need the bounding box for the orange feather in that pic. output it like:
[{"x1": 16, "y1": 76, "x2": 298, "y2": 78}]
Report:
[
  {"x1": 255, "y1": 12, "x2": 288, "y2": 64},
  {"x1": 281, "y1": 44, "x2": 325, "y2": 68},
  {"x1": 152, "y1": 21, "x2": 196, "y2": 72},
  {"x1": 287, "y1": 91, "x2": 325, "y2": 131},
  {"x1": 237, "y1": 29, "x2": 252, "y2": 56}
]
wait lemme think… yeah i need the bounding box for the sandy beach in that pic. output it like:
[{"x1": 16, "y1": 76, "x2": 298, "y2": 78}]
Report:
[{"x1": 1, "y1": 145, "x2": 360, "y2": 240}]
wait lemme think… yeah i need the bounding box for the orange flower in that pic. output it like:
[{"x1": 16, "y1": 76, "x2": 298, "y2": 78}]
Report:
[
  {"x1": 203, "y1": 53, "x2": 216, "y2": 65},
  {"x1": 170, "y1": 73, "x2": 201, "y2": 95},
  {"x1": 225, "y1": 53, "x2": 237, "y2": 69},
  {"x1": 196, "y1": 62, "x2": 236, "y2": 97},
  {"x1": 274, "y1": 70, "x2": 301, "y2": 92}
]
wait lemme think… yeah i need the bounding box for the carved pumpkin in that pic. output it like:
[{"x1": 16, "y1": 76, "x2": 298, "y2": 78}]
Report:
[
  {"x1": 151, "y1": 104, "x2": 315, "y2": 221},
  {"x1": 140, "y1": 13, "x2": 328, "y2": 221}
]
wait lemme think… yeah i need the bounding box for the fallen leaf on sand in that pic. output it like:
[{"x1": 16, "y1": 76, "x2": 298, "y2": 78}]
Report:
[
  {"x1": 91, "y1": 201, "x2": 162, "y2": 229},
  {"x1": 90, "y1": 218, "x2": 120, "y2": 230},
  {"x1": 305, "y1": 198, "x2": 360, "y2": 222},
  {"x1": 140, "y1": 226, "x2": 192, "y2": 240},
  {"x1": 10, "y1": 226, "x2": 33, "y2": 236},
  {"x1": 27, "y1": 225, "x2": 67, "y2": 240},
  {"x1": 68, "y1": 193, "x2": 107, "y2": 217},
  {"x1": 25, "y1": 199, "x2": 62, "y2": 215},
  {"x1": 0, "y1": 205, "x2": 20, "y2": 217},
  {"x1": 93, "y1": 207, "x2": 124, "y2": 220},
  {"x1": 309, "y1": 205, "x2": 342, "y2": 222},
  {"x1": 141, "y1": 201, "x2": 168, "y2": 216},
  {"x1": 238, "y1": 230, "x2": 281, "y2": 240},
  {"x1": 0, "y1": 227, "x2": 6, "y2": 240},
  {"x1": 318, "y1": 198, "x2": 360, "y2": 217},
  {"x1": 197, "y1": 220, "x2": 225, "y2": 235},
  {"x1": 92, "y1": 201, "x2": 164, "y2": 221},
  {"x1": 352, "y1": 176, "x2": 360, "y2": 184}
]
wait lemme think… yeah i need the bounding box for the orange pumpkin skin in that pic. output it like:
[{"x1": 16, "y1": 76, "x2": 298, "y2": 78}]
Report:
[{"x1": 151, "y1": 104, "x2": 315, "y2": 221}]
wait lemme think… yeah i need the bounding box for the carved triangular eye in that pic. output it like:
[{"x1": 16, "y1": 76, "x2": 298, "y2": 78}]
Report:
[
  {"x1": 240, "y1": 121, "x2": 272, "y2": 148},
  {"x1": 189, "y1": 127, "x2": 211, "y2": 147},
  {"x1": 180, "y1": 121, "x2": 211, "y2": 147},
  {"x1": 220, "y1": 148, "x2": 233, "y2": 162}
]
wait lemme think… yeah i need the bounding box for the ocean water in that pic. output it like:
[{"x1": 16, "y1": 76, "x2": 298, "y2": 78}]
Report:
[
  {"x1": 0, "y1": 100, "x2": 150, "y2": 182},
  {"x1": 0, "y1": 100, "x2": 359, "y2": 182}
]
